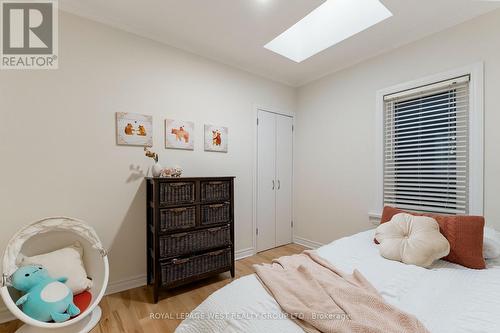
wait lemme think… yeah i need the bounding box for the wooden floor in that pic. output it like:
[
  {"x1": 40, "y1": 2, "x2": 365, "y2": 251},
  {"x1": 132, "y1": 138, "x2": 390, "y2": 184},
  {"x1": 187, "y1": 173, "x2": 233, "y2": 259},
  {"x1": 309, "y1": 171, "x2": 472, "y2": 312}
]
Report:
[{"x1": 0, "y1": 244, "x2": 305, "y2": 333}]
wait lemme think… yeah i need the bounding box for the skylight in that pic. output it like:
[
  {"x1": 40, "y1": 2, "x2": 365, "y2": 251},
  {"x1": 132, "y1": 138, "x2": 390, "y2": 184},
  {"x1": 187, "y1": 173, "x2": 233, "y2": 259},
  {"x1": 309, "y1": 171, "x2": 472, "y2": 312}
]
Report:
[{"x1": 264, "y1": 0, "x2": 393, "y2": 63}]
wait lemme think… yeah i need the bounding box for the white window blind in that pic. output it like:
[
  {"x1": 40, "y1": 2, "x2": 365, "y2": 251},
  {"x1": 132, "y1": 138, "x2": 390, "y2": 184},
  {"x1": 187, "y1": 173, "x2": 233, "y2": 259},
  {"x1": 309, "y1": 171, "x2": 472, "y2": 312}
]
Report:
[{"x1": 383, "y1": 75, "x2": 470, "y2": 214}]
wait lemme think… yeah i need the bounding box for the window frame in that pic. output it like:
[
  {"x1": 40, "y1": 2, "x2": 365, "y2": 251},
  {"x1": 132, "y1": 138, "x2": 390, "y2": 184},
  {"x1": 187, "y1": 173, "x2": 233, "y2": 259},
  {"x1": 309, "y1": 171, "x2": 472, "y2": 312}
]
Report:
[{"x1": 371, "y1": 63, "x2": 484, "y2": 224}]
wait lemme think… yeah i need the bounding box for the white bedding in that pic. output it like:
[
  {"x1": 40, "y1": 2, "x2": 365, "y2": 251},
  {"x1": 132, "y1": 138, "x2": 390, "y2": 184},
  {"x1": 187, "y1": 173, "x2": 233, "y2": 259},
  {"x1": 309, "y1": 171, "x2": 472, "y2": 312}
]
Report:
[{"x1": 175, "y1": 230, "x2": 500, "y2": 333}]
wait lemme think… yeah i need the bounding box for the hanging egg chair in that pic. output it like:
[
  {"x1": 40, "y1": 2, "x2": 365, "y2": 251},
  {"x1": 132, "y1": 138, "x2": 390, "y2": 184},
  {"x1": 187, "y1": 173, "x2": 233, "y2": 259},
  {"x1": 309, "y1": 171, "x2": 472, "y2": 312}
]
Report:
[{"x1": 1, "y1": 217, "x2": 109, "y2": 333}]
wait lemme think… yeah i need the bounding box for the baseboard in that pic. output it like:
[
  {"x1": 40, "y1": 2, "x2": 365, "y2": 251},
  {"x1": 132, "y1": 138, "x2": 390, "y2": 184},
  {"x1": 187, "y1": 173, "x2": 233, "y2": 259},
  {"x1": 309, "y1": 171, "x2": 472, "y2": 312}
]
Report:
[
  {"x1": 0, "y1": 249, "x2": 256, "y2": 324},
  {"x1": 0, "y1": 306, "x2": 15, "y2": 324},
  {"x1": 0, "y1": 275, "x2": 149, "y2": 324},
  {"x1": 104, "y1": 248, "x2": 255, "y2": 296},
  {"x1": 105, "y1": 274, "x2": 148, "y2": 296},
  {"x1": 74, "y1": 247, "x2": 256, "y2": 296},
  {"x1": 235, "y1": 247, "x2": 255, "y2": 260},
  {"x1": 293, "y1": 236, "x2": 324, "y2": 249}
]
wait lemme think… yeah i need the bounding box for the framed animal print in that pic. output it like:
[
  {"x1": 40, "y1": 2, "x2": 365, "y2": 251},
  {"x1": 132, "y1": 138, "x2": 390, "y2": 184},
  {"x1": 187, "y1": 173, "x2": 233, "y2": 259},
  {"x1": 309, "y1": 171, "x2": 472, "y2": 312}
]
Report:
[
  {"x1": 204, "y1": 124, "x2": 228, "y2": 153},
  {"x1": 116, "y1": 112, "x2": 153, "y2": 147},
  {"x1": 165, "y1": 119, "x2": 195, "y2": 150}
]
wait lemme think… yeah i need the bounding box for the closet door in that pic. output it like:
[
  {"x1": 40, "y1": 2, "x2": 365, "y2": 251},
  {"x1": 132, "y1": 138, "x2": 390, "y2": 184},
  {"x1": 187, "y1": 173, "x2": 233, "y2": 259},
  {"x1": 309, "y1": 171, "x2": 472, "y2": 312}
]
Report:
[
  {"x1": 257, "y1": 110, "x2": 276, "y2": 252},
  {"x1": 275, "y1": 115, "x2": 293, "y2": 247}
]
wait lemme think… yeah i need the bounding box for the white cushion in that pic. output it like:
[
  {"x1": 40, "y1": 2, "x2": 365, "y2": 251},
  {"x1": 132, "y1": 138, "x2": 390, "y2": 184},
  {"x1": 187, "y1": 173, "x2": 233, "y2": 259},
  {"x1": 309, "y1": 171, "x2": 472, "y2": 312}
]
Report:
[
  {"x1": 375, "y1": 213, "x2": 450, "y2": 268},
  {"x1": 18, "y1": 242, "x2": 92, "y2": 294},
  {"x1": 484, "y1": 227, "x2": 500, "y2": 260}
]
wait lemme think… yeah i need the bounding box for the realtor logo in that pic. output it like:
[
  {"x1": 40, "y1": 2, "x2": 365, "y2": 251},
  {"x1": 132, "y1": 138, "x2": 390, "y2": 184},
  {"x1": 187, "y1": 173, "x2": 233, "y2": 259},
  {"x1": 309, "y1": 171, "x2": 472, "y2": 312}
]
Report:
[{"x1": 1, "y1": 0, "x2": 58, "y2": 69}]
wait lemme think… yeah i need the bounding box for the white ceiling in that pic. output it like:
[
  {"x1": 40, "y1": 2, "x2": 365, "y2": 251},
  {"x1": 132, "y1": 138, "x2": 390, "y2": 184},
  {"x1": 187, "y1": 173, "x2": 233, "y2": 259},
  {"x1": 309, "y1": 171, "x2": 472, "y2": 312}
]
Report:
[{"x1": 60, "y1": 0, "x2": 500, "y2": 87}]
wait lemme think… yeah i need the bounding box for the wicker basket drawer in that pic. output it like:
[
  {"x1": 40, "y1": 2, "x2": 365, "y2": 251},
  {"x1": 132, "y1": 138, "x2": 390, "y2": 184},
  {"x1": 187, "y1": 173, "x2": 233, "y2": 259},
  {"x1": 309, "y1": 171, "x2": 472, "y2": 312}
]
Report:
[
  {"x1": 161, "y1": 248, "x2": 232, "y2": 286},
  {"x1": 159, "y1": 182, "x2": 195, "y2": 205},
  {"x1": 201, "y1": 202, "x2": 231, "y2": 226},
  {"x1": 160, "y1": 206, "x2": 196, "y2": 232},
  {"x1": 201, "y1": 180, "x2": 231, "y2": 202},
  {"x1": 159, "y1": 225, "x2": 231, "y2": 258}
]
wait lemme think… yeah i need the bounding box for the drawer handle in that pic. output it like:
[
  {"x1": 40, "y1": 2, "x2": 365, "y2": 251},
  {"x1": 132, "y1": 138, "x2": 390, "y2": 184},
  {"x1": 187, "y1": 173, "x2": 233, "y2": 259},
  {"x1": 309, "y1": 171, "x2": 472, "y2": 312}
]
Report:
[
  {"x1": 172, "y1": 258, "x2": 190, "y2": 265},
  {"x1": 170, "y1": 208, "x2": 188, "y2": 213},
  {"x1": 208, "y1": 204, "x2": 225, "y2": 208},
  {"x1": 207, "y1": 227, "x2": 223, "y2": 233},
  {"x1": 170, "y1": 233, "x2": 188, "y2": 238},
  {"x1": 170, "y1": 182, "x2": 190, "y2": 187},
  {"x1": 209, "y1": 250, "x2": 225, "y2": 256},
  {"x1": 208, "y1": 181, "x2": 223, "y2": 185}
]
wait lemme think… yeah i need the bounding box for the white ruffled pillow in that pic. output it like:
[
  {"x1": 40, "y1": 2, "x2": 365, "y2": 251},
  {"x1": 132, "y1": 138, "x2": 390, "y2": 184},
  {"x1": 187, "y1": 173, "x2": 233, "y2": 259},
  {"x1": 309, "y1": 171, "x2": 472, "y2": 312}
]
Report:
[
  {"x1": 484, "y1": 227, "x2": 500, "y2": 260},
  {"x1": 375, "y1": 213, "x2": 450, "y2": 268},
  {"x1": 17, "y1": 242, "x2": 92, "y2": 294}
]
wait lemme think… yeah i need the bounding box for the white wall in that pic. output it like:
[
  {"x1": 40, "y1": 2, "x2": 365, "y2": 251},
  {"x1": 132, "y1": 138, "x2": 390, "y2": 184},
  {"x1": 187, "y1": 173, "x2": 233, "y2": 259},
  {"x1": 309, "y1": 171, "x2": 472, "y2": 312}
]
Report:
[
  {"x1": 294, "y1": 9, "x2": 500, "y2": 245},
  {"x1": 0, "y1": 12, "x2": 295, "y2": 318}
]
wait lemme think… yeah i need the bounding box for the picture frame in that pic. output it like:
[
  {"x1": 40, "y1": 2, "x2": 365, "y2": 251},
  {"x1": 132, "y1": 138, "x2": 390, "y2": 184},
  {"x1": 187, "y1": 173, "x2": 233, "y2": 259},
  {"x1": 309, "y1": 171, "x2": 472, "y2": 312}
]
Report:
[
  {"x1": 204, "y1": 124, "x2": 228, "y2": 153},
  {"x1": 165, "y1": 119, "x2": 195, "y2": 150},
  {"x1": 116, "y1": 112, "x2": 153, "y2": 147}
]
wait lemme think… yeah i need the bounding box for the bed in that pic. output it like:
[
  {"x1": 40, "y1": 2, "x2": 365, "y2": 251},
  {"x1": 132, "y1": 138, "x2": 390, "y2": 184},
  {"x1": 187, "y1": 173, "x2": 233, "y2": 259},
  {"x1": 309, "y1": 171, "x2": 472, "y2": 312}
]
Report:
[{"x1": 175, "y1": 229, "x2": 500, "y2": 333}]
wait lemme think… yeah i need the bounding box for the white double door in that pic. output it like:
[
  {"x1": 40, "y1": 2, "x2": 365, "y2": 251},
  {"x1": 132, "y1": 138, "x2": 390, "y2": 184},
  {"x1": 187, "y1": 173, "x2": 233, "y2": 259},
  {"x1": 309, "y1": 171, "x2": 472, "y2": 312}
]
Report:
[{"x1": 257, "y1": 110, "x2": 293, "y2": 252}]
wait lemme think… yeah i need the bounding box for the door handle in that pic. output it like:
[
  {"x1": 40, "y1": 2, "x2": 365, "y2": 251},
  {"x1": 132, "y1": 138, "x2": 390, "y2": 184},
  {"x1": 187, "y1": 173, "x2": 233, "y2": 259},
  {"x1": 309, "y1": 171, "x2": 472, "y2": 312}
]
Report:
[
  {"x1": 277, "y1": 180, "x2": 280, "y2": 190},
  {"x1": 272, "y1": 180, "x2": 275, "y2": 190}
]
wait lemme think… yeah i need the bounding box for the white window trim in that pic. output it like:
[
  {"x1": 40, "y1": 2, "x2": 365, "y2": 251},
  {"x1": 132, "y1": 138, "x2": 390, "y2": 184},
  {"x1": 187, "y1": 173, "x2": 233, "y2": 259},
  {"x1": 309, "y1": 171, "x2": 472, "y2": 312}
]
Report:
[{"x1": 370, "y1": 63, "x2": 484, "y2": 224}]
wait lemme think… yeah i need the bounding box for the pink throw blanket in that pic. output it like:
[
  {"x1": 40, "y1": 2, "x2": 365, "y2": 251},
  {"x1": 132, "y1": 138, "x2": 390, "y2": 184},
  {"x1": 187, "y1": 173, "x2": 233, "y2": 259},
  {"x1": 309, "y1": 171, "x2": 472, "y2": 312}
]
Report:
[{"x1": 253, "y1": 250, "x2": 430, "y2": 333}]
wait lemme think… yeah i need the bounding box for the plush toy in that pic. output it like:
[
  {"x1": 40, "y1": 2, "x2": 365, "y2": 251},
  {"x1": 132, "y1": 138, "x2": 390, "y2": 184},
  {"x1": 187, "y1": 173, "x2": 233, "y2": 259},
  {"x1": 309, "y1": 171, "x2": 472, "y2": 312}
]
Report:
[{"x1": 11, "y1": 265, "x2": 80, "y2": 323}]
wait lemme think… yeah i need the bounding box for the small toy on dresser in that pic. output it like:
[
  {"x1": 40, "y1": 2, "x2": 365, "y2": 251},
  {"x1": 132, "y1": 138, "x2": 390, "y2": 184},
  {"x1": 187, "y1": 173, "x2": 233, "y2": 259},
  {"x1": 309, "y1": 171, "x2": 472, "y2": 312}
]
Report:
[
  {"x1": 160, "y1": 166, "x2": 183, "y2": 178},
  {"x1": 11, "y1": 265, "x2": 80, "y2": 323}
]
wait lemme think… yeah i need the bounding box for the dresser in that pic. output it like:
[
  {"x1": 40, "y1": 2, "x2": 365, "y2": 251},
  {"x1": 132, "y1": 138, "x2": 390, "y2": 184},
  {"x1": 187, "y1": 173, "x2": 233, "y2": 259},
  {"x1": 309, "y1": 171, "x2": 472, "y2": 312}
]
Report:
[{"x1": 146, "y1": 177, "x2": 235, "y2": 303}]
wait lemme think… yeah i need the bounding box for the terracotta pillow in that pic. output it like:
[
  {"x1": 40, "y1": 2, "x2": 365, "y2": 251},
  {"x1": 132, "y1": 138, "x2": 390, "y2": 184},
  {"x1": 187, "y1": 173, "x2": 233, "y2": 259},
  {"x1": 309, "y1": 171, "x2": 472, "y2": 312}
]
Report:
[{"x1": 376, "y1": 206, "x2": 485, "y2": 269}]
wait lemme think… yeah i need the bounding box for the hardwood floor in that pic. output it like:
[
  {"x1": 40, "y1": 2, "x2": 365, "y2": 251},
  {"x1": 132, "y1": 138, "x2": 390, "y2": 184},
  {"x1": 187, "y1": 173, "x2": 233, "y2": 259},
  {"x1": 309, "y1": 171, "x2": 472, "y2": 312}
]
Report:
[{"x1": 0, "y1": 244, "x2": 305, "y2": 333}]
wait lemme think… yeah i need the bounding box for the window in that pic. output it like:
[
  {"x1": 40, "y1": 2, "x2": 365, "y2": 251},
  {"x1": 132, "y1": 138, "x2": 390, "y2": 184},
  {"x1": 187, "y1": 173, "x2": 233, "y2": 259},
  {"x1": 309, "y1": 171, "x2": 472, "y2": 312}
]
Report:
[{"x1": 383, "y1": 76, "x2": 470, "y2": 214}]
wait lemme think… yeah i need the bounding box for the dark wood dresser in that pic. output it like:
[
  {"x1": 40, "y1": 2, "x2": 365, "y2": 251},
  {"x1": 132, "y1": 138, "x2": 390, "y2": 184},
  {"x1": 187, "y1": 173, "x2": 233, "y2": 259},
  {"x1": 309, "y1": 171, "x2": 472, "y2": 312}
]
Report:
[{"x1": 146, "y1": 177, "x2": 235, "y2": 303}]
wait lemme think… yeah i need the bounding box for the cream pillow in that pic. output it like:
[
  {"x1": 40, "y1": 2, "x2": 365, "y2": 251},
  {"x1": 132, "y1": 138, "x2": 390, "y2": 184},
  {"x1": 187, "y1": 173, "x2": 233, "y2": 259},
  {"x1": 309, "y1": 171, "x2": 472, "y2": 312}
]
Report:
[
  {"x1": 484, "y1": 226, "x2": 500, "y2": 259},
  {"x1": 17, "y1": 242, "x2": 92, "y2": 294},
  {"x1": 375, "y1": 213, "x2": 450, "y2": 268}
]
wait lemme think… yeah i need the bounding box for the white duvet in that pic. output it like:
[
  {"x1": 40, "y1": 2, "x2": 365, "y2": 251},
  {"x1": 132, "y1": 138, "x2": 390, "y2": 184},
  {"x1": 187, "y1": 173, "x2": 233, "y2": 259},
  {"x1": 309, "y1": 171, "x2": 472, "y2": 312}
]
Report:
[{"x1": 175, "y1": 230, "x2": 500, "y2": 333}]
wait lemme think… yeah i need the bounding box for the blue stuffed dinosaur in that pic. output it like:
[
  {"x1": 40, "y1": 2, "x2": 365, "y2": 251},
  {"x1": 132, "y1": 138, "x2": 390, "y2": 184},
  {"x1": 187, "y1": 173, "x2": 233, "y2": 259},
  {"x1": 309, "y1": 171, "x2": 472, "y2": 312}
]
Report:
[{"x1": 11, "y1": 265, "x2": 80, "y2": 323}]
